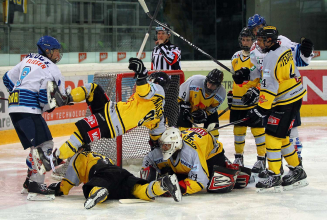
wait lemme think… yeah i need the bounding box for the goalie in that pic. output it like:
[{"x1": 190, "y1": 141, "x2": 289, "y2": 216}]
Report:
[
  {"x1": 37, "y1": 58, "x2": 170, "y2": 169},
  {"x1": 141, "y1": 127, "x2": 251, "y2": 195},
  {"x1": 177, "y1": 69, "x2": 225, "y2": 139},
  {"x1": 48, "y1": 150, "x2": 182, "y2": 209}
]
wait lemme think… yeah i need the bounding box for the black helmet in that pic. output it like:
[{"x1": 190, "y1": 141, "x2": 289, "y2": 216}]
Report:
[
  {"x1": 204, "y1": 69, "x2": 223, "y2": 95},
  {"x1": 148, "y1": 71, "x2": 171, "y2": 90},
  {"x1": 238, "y1": 27, "x2": 255, "y2": 51},
  {"x1": 257, "y1": 26, "x2": 279, "y2": 42},
  {"x1": 155, "y1": 24, "x2": 171, "y2": 35}
]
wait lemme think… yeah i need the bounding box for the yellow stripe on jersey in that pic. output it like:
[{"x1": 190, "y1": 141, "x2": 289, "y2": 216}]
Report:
[{"x1": 272, "y1": 90, "x2": 306, "y2": 107}]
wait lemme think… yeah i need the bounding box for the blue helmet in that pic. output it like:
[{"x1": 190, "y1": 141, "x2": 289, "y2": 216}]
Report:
[
  {"x1": 37, "y1": 36, "x2": 62, "y2": 63},
  {"x1": 247, "y1": 14, "x2": 266, "y2": 29}
]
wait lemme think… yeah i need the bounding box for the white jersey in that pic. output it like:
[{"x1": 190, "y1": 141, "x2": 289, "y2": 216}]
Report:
[
  {"x1": 3, "y1": 53, "x2": 65, "y2": 114},
  {"x1": 250, "y1": 35, "x2": 313, "y2": 76}
]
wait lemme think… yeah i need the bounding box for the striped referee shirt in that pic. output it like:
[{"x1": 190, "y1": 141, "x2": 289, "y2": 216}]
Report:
[{"x1": 151, "y1": 41, "x2": 181, "y2": 70}]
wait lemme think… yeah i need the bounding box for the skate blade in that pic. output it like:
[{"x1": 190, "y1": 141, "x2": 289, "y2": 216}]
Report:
[
  {"x1": 32, "y1": 149, "x2": 46, "y2": 175},
  {"x1": 256, "y1": 186, "x2": 283, "y2": 193},
  {"x1": 27, "y1": 193, "x2": 55, "y2": 201},
  {"x1": 169, "y1": 174, "x2": 182, "y2": 202},
  {"x1": 283, "y1": 179, "x2": 309, "y2": 191},
  {"x1": 21, "y1": 188, "x2": 28, "y2": 194}
]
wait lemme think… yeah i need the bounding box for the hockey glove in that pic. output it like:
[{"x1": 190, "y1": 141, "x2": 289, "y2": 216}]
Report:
[
  {"x1": 180, "y1": 102, "x2": 192, "y2": 121},
  {"x1": 246, "y1": 107, "x2": 266, "y2": 125},
  {"x1": 191, "y1": 109, "x2": 207, "y2": 123},
  {"x1": 242, "y1": 87, "x2": 260, "y2": 106},
  {"x1": 149, "y1": 138, "x2": 159, "y2": 150},
  {"x1": 300, "y1": 38, "x2": 313, "y2": 58},
  {"x1": 227, "y1": 90, "x2": 233, "y2": 109},
  {"x1": 128, "y1": 58, "x2": 148, "y2": 80},
  {"x1": 233, "y1": 67, "x2": 250, "y2": 85},
  {"x1": 48, "y1": 182, "x2": 63, "y2": 196}
]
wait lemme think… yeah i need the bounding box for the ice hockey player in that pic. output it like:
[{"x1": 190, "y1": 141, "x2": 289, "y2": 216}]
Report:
[
  {"x1": 152, "y1": 24, "x2": 181, "y2": 70},
  {"x1": 141, "y1": 127, "x2": 252, "y2": 195},
  {"x1": 37, "y1": 58, "x2": 170, "y2": 166},
  {"x1": 48, "y1": 150, "x2": 182, "y2": 209},
  {"x1": 177, "y1": 69, "x2": 225, "y2": 139},
  {"x1": 2, "y1": 35, "x2": 65, "y2": 200},
  {"x1": 229, "y1": 27, "x2": 266, "y2": 174},
  {"x1": 248, "y1": 14, "x2": 313, "y2": 170},
  {"x1": 233, "y1": 26, "x2": 308, "y2": 192}
]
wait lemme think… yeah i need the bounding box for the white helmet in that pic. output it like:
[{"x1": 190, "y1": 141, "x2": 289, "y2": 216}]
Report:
[{"x1": 159, "y1": 127, "x2": 183, "y2": 160}]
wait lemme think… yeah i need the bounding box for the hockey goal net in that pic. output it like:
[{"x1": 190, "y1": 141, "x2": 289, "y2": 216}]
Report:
[{"x1": 52, "y1": 70, "x2": 184, "y2": 180}]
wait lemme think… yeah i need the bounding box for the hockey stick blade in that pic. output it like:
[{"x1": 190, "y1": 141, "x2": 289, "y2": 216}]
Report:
[
  {"x1": 119, "y1": 199, "x2": 152, "y2": 204},
  {"x1": 137, "y1": 0, "x2": 162, "y2": 59}
]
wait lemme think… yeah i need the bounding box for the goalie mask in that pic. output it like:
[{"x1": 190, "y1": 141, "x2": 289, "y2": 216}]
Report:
[
  {"x1": 159, "y1": 127, "x2": 183, "y2": 160},
  {"x1": 148, "y1": 71, "x2": 171, "y2": 90},
  {"x1": 204, "y1": 69, "x2": 223, "y2": 95},
  {"x1": 238, "y1": 27, "x2": 255, "y2": 52},
  {"x1": 37, "y1": 35, "x2": 63, "y2": 64}
]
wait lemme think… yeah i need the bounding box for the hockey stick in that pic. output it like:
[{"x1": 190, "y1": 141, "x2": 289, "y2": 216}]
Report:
[
  {"x1": 218, "y1": 106, "x2": 230, "y2": 118},
  {"x1": 137, "y1": 0, "x2": 162, "y2": 59},
  {"x1": 0, "y1": 97, "x2": 8, "y2": 101},
  {"x1": 119, "y1": 199, "x2": 152, "y2": 204},
  {"x1": 207, "y1": 117, "x2": 249, "y2": 132},
  {"x1": 138, "y1": 0, "x2": 232, "y2": 73}
]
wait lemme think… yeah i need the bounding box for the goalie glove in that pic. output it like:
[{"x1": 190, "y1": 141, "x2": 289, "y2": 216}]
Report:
[
  {"x1": 128, "y1": 58, "x2": 148, "y2": 80},
  {"x1": 191, "y1": 109, "x2": 207, "y2": 123},
  {"x1": 233, "y1": 67, "x2": 250, "y2": 85},
  {"x1": 242, "y1": 87, "x2": 260, "y2": 106},
  {"x1": 47, "y1": 81, "x2": 73, "y2": 108}
]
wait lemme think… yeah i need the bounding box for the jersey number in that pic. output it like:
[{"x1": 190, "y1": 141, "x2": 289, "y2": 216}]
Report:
[
  {"x1": 138, "y1": 110, "x2": 155, "y2": 126},
  {"x1": 261, "y1": 79, "x2": 267, "y2": 88}
]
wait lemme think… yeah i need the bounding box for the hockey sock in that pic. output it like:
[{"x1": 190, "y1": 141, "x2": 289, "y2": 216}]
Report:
[
  {"x1": 281, "y1": 136, "x2": 300, "y2": 167},
  {"x1": 251, "y1": 127, "x2": 266, "y2": 157},
  {"x1": 234, "y1": 126, "x2": 246, "y2": 154},
  {"x1": 266, "y1": 134, "x2": 282, "y2": 174}
]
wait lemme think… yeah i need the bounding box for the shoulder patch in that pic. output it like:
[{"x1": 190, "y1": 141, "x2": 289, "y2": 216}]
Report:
[{"x1": 263, "y1": 69, "x2": 270, "y2": 77}]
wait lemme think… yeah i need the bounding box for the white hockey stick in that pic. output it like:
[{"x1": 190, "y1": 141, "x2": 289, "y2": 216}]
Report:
[
  {"x1": 137, "y1": 0, "x2": 162, "y2": 59},
  {"x1": 138, "y1": 0, "x2": 232, "y2": 73},
  {"x1": 119, "y1": 199, "x2": 152, "y2": 204}
]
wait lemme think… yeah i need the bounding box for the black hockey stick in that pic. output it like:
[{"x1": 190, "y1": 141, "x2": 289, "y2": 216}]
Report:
[
  {"x1": 218, "y1": 106, "x2": 230, "y2": 118},
  {"x1": 207, "y1": 117, "x2": 249, "y2": 132},
  {"x1": 137, "y1": 0, "x2": 162, "y2": 59},
  {"x1": 0, "y1": 97, "x2": 8, "y2": 101},
  {"x1": 187, "y1": 116, "x2": 199, "y2": 128},
  {"x1": 138, "y1": 0, "x2": 232, "y2": 73}
]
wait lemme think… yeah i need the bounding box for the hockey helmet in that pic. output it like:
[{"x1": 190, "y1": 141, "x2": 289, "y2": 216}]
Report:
[
  {"x1": 159, "y1": 127, "x2": 183, "y2": 160},
  {"x1": 247, "y1": 14, "x2": 266, "y2": 29},
  {"x1": 148, "y1": 71, "x2": 171, "y2": 90},
  {"x1": 238, "y1": 27, "x2": 255, "y2": 51},
  {"x1": 204, "y1": 69, "x2": 224, "y2": 95},
  {"x1": 37, "y1": 35, "x2": 62, "y2": 63},
  {"x1": 155, "y1": 24, "x2": 171, "y2": 36}
]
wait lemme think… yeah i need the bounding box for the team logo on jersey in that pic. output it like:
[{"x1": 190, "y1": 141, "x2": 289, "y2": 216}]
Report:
[
  {"x1": 258, "y1": 94, "x2": 267, "y2": 104},
  {"x1": 191, "y1": 164, "x2": 199, "y2": 171},
  {"x1": 87, "y1": 128, "x2": 101, "y2": 142},
  {"x1": 267, "y1": 116, "x2": 280, "y2": 125},
  {"x1": 84, "y1": 115, "x2": 98, "y2": 128}
]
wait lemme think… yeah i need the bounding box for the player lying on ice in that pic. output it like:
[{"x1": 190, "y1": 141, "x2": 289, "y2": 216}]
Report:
[
  {"x1": 141, "y1": 127, "x2": 252, "y2": 195},
  {"x1": 35, "y1": 58, "x2": 170, "y2": 173},
  {"x1": 48, "y1": 150, "x2": 182, "y2": 209}
]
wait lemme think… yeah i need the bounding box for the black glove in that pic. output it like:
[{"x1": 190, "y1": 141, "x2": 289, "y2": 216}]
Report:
[
  {"x1": 128, "y1": 58, "x2": 147, "y2": 79},
  {"x1": 227, "y1": 91, "x2": 233, "y2": 109},
  {"x1": 149, "y1": 138, "x2": 159, "y2": 150},
  {"x1": 233, "y1": 67, "x2": 250, "y2": 85},
  {"x1": 191, "y1": 109, "x2": 207, "y2": 123},
  {"x1": 246, "y1": 107, "x2": 266, "y2": 125},
  {"x1": 242, "y1": 87, "x2": 260, "y2": 106},
  {"x1": 180, "y1": 102, "x2": 192, "y2": 121},
  {"x1": 48, "y1": 182, "x2": 63, "y2": 196},
  {"x1": 300, "y1": 38, "x2": 313, "y2": 58}
]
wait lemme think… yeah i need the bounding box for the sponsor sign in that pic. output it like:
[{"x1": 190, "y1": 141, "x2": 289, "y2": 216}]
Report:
[
  {"x1": 136, "y1": 52, "x2": 146, "y2": 59},
  {"x1": 117, "y1": 52, "x2": 126, "y2": 62},
  {"x1": 100, "y1": 52, "x2": 108, "y2": 62},
  {"x1": 301, "y1": 70, "x2": 327, "y2": 105},
  {"x1": 79, "y1": 52, "x2": 87, "y2": 63}
]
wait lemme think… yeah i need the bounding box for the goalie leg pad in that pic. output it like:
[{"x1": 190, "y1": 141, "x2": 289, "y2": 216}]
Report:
[
  {"x1": 234, "y1": 166, "x2": 252, "y2": 189},
  {"x1": 207, "y1": 165, "x2": 239, "y2": 193}
]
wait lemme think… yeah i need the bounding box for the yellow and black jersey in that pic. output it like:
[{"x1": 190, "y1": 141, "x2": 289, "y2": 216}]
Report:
[
  {"x1": 259, "y1": 46, "x2": 307, "y2": 110},
  {"x1": 142, "y1": 127, "x2": 224, "y2": 195},
  {"x1": 71, "y1": 82, "x2": 166, "y2": 141},
  {"x1": 60, "y1": 151, "x2": 113, "y2": 195},
  {"x1": 178, "y1": 75, "x2": 226, "y2": 115},
  {"x1": 231, "y1": 50, "x2": 260, "y2": 110}
]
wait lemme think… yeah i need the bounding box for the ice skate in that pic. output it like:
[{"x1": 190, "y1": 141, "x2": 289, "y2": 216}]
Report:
[
  {"x1": 233, "y1": 154, "x2": 244, "y2": 167},
  {"x1": 282, "y1": 165, "x2": 309, "y2": 191},
  {"x1": 160, "y1": 174, "x2": 182, "y2": 202},
  {"x1": 259, "y1": 161, "x2": 284, "y2": 178},
  {"x1": 84, "y1": 187, "x2": 109, "y2": 209},
  {"x1": 21, "y1": 178, "x2": 29, "y2": 194},
  {"x1": 27, "y1": 181, "x2": 55, "y2": 201},
  {"x1": 252, "y1": 156, "x2": 266, "y2": 173},
  {"x1": 256, "y1": 170, "x2": 283, "y2": 193}
]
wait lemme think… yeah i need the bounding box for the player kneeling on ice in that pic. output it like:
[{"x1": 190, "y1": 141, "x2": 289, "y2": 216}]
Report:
[
  {"x1": 48, "y1": 150, "x2": 182, "y2": 209},
  {"x1": 36, "y1": 58, "x2": 170, "y2": 171},
  {"x1": 141, "y1": 127, "x2": 252, "y2": 195}
]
